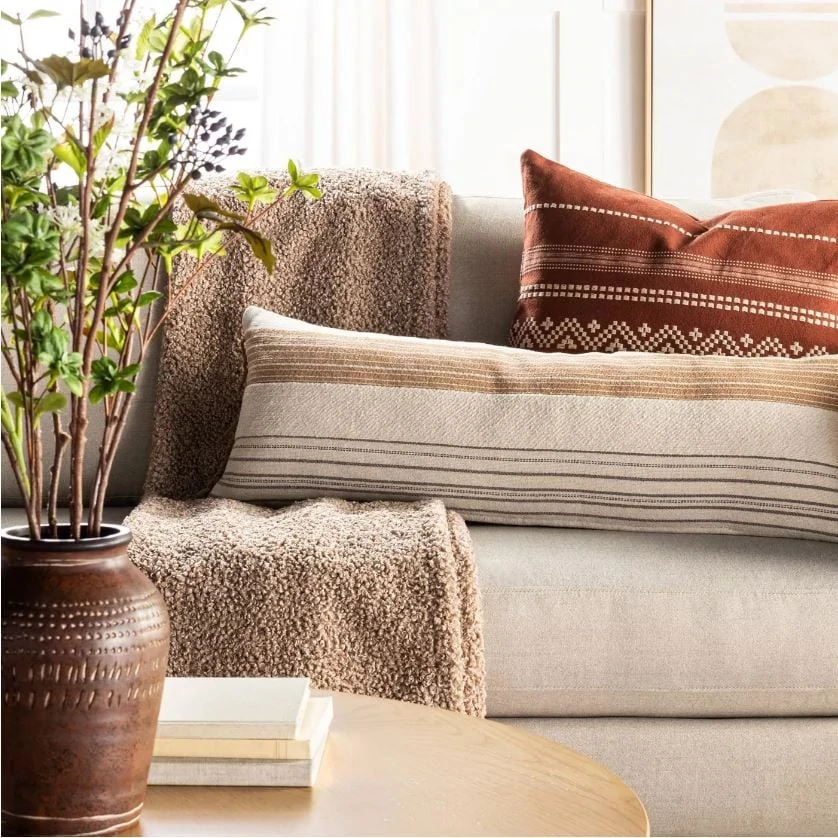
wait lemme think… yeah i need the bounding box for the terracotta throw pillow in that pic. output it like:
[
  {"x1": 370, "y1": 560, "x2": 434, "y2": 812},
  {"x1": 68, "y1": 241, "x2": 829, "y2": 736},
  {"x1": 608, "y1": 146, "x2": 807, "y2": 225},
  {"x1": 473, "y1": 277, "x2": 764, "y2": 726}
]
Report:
[{"x1": 509, "y1": 150, "x2": 838, "y2": 357}]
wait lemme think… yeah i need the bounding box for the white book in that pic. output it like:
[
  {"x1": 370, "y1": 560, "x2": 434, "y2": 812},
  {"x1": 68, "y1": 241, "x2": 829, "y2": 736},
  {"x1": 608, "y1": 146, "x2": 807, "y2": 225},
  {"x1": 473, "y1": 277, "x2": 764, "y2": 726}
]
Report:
[
  {"x1": 154, "y1": 696, "x2": 333, "y2": 760},
  {"x1": 148, "y1": 724, "x2": 329, "y2": 787},
  {"x1": 156, "y1": 677, "x2": 310, "y2": 740}
]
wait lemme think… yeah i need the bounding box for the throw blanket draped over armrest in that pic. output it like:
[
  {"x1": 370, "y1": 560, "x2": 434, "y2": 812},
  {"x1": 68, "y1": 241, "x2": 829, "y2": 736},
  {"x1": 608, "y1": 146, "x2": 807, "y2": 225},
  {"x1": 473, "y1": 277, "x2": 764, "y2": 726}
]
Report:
[{"x1": 145, "y1": 168, "x2": 453, "y2": 500}]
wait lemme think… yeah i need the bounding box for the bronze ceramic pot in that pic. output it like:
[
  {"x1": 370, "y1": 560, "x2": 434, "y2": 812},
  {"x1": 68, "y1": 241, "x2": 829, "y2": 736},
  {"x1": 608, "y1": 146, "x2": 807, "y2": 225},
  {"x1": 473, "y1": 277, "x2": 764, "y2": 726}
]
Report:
[{"x1": 1, "y1": 524, "x2": 170, "y2": 836}]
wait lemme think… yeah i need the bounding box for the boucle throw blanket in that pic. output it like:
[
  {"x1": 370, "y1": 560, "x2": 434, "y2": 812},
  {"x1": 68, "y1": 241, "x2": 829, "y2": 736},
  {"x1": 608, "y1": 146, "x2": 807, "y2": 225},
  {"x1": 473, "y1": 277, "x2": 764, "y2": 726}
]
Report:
[
  {"x1": 145, "y1": 168, "x2": 452, "y2": 499},
  {"x1": 127, "y1": 496, "x2": 485, "y2": 716},
  {"x1": 130, "y1": 169, "x2": 485, "y2": 714}
]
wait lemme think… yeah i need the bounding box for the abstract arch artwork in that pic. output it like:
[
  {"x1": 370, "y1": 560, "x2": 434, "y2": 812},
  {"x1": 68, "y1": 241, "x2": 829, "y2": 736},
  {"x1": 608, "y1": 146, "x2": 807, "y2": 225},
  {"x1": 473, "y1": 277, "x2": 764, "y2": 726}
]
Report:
[
  {"x1": 648, "y1": 0, "x2": 838, "y2": 198},
  {"x1": 711, "y1": 85, "x2": 838, "y2": 196}
]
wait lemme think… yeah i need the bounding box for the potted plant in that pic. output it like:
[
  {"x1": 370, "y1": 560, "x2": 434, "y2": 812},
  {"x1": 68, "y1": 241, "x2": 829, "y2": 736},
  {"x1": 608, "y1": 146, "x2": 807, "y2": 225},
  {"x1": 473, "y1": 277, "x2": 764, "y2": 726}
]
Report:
[{"x1": 0, "y1": 2, "x2": 320, "y2": 834}]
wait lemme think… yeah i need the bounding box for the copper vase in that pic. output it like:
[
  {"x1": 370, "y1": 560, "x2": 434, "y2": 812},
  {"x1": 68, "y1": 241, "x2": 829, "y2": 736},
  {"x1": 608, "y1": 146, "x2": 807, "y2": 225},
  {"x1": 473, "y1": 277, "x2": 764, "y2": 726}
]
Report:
[{"x1": 1, "y1": 524, "x2": 170, "y2": 836}]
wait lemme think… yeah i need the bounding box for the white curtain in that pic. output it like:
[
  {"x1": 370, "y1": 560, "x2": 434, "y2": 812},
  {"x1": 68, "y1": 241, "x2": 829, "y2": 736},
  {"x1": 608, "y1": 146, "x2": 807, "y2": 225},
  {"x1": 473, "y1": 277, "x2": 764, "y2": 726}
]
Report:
[
  {"x1": 52, "y1": 1, "x2": 646, "y2": 195},
  {"x1": 245, "y1": 0, "x2": 443, "y2": 173},
  {"x1": 216, "y1": 0, "x2": 567, "y2": 194}
]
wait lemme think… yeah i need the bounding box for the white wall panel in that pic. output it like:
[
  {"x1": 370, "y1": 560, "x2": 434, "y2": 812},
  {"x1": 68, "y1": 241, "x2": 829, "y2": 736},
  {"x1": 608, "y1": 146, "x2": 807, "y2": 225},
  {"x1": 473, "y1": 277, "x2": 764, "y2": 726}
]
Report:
[{"x1": 438, "y1": 4, "x2": 562, "y2": 197}]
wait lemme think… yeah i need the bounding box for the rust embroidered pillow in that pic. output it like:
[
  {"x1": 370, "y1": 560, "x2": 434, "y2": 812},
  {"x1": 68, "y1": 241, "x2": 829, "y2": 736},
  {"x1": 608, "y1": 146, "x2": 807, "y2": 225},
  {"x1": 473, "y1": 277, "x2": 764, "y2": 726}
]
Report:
[{"x1": 509, "y1": 150, "x2": 838, "y2": 357}]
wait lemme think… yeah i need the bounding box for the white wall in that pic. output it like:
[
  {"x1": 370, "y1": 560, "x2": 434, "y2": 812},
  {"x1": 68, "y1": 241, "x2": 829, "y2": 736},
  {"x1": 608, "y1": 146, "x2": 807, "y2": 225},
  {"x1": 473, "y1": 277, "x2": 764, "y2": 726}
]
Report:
[{"x1": 436, "y1": 0, "x2": 648, "y2": 196}]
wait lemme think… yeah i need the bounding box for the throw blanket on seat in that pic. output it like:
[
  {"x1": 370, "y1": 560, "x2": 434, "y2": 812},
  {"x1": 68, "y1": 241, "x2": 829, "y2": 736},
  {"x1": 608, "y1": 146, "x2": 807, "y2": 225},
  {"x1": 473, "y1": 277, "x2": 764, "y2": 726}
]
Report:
[
  {"x1": 130, "y1": 169, "x2": 486, "y2": 715},
  {"x1": 127, "y1": 496, "x2": 485, "y2": 716}
]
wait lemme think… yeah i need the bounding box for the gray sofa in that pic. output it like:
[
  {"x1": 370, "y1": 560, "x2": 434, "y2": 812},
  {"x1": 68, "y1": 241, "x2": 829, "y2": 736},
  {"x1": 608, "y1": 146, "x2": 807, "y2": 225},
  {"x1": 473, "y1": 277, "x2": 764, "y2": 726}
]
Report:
[{"x1": 3, "y1": 195, "x2": 837, "y2": 837}]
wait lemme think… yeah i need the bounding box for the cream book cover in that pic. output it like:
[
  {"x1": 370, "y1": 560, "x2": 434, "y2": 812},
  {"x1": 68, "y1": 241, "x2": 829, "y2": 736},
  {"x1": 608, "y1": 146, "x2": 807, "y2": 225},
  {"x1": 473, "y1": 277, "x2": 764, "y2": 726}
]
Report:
[
  {"x1": 153, "y1": 696, "x2": 333, "y2": 760},
  {"x1": 156, "y1": 677, "x2": 310, "y2": 739},
  {"x1": 148, "y1": 724, "x2": 330, "y2": 787}
]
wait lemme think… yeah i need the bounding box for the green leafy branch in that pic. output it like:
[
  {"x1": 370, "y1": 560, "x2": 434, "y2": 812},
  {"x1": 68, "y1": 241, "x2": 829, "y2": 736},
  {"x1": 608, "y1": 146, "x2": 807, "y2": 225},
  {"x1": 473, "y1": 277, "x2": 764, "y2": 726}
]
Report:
[{"x1": 1, "y1": 0, "x2": 317, "y2": 539}]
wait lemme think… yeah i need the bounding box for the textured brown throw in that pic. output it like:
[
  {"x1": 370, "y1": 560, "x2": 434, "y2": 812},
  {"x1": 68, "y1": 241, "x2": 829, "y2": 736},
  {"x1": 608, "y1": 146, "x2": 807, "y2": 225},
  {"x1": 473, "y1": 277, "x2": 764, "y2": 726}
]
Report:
[
  {"x1": 127, "y1": 496, "x2": 485, "y2": 716},
  {"x1": 129, "y1": 170, "x2": 486, "y2": 714},
  {"x1": 145, "y1": 168, "x2": 452, "y2": 500}
]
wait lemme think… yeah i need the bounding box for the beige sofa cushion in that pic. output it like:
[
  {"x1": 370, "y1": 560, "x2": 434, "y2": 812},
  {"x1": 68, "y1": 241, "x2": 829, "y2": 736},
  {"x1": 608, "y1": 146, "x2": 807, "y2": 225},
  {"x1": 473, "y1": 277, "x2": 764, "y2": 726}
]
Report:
[
  {"x1": 5, "y1": 504, "x2": 834, "y2": 723},
  {"x1": 476, "y1": 525, "x2": 838, "y2": 718},
  {"x1": 504, "y1": 716, "x2": 838, "y2": 837}
]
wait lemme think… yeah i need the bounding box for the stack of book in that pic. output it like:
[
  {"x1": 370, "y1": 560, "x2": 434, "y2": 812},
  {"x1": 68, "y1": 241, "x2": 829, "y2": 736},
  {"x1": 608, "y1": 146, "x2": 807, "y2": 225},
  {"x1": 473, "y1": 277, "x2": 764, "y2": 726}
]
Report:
[{"x1": 148, "y1": 677, "x2": 333, "y2": 787}]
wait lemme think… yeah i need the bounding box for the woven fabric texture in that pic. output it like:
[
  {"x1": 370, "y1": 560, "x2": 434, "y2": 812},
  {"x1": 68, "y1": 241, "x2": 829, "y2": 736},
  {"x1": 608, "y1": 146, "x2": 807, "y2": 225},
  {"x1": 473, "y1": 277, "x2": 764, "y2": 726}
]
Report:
[
  {"x1": 510, "y1": 150, "x2": 838, "y2": 357},
  {"x1": 212, "y1": 308, "x2": 838, "y2": 542}
]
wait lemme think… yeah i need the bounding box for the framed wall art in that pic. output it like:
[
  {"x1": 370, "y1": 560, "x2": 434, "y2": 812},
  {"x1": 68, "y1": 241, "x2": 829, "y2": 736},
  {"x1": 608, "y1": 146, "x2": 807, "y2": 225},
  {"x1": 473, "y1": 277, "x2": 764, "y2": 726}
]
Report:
[{"x1": 646, "y1": 0, "x2": 838, "y2": 198}]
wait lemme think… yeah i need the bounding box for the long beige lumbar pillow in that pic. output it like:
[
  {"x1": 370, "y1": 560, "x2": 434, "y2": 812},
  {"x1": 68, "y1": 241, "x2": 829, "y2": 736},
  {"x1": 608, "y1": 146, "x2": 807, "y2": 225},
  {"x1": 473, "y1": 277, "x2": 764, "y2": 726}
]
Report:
[{"x1": 211, "y1": 306, "x2": 838, "y2": 542}]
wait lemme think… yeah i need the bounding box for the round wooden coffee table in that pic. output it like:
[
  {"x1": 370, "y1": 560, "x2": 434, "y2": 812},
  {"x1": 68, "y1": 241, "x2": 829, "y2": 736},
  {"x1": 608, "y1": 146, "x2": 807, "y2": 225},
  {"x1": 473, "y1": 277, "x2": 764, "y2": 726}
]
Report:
[{"x1": 129, "y1": 692, "x2": 649, "y2": 836}]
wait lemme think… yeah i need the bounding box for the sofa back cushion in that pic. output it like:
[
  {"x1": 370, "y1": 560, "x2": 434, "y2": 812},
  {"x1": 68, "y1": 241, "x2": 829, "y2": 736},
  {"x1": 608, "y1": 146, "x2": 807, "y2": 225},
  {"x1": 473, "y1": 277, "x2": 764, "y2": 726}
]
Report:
[
  {"x1": 211, "y1": 307, "x2": 838, "y2": 542},
  {"x1": 509, "y1": 151, "x2": 836, "y2": 357}
]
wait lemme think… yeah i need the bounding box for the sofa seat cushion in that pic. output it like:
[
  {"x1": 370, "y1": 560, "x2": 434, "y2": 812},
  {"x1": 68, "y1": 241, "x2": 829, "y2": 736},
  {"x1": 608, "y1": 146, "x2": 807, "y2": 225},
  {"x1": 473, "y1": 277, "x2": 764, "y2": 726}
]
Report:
[
  {"x1": 474, "y1": 524, "x2": 838, "y2": 718},
  {"x1": 6, "y1": 507, "x2": 835, "y2": 719}
]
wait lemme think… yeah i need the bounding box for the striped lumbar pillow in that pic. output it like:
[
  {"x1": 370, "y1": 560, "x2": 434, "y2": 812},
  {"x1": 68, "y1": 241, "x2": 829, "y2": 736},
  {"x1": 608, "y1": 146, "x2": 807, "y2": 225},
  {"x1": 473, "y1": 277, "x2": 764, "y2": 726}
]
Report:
[{"x1": 212, "y1": 306, "x2": 838, "y2": 542}]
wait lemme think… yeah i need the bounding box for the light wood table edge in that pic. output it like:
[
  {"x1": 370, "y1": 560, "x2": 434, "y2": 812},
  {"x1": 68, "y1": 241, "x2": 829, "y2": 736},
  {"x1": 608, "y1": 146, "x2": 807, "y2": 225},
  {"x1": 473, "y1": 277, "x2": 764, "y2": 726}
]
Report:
[{"x1": 135, "y1": 691, "x2": 651, "y2": 837}]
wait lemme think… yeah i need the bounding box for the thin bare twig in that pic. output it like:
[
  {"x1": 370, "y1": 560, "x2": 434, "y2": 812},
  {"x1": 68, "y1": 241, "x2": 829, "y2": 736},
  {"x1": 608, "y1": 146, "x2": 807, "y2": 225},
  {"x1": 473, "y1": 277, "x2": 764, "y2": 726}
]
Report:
[
  {"x1": 48, "y1": 411, "x2": 70, "y2": 538},
  {"x1": 103, "y1": 0, "x2": 138, "y2": 98},
  {"x1": 68, "y1": 67, "x2": 102, "y2": 538}
]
